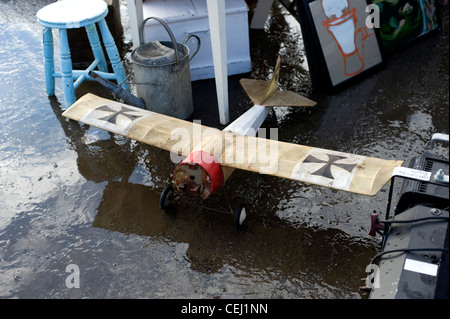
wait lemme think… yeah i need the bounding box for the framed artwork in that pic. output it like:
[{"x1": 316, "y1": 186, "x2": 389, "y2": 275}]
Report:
[
  {"x1": 296, "y1": 0, "x2": 385, "y2": 88},
  {"x1": 370, "y1": 0, "x2": 440, "y2": 52}
]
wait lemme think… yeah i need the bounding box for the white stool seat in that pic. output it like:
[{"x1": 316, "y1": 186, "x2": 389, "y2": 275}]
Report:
[
  {"x1": 37, "y1": 0, "x2": 108, "y2": 29},
  {"x1": 37, "y1": 0, "x2": 129, "y2": 107}
]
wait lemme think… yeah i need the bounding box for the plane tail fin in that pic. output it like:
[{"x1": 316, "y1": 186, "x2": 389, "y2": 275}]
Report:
[{"x1": 240, "y1": 56, "x2": 316, "y2": 107}]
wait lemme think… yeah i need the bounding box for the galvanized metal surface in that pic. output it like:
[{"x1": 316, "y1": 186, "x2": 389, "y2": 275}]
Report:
[{"x1": 130, "y1": 17, "x2": 200, "y2": 119}]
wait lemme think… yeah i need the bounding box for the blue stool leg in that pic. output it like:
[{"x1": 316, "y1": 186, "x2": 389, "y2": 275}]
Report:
[
  {"x1": 58, "y1": 28, "x2": 76, "y2": 107},
  {"x1": 97, "y1": 18, "x2": 129, "y2": 91},
  {"x1": 43, "y1": 27, "x2": 55, "y2": 96},
  {"x1": 85, "y1": 23, "x2": 108, "y2": 73}
]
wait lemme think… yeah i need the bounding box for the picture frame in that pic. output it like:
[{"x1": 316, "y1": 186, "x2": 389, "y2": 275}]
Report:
[
  {"x1": 370, "y1": 0, "x2": 440, "y2": 53},
  {"x1": 295, "y1": 0, "x2": 385, "y2": 89}
]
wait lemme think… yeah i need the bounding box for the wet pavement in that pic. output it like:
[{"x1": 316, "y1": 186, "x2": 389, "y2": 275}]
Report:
[{"x1": 0, "y1": 0, "x2": 448, "y2": 299}]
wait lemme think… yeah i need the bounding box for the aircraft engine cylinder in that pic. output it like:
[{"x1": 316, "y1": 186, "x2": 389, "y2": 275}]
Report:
[{"x1": 173, "y1": 150, "x2": 224, "y2": 199}]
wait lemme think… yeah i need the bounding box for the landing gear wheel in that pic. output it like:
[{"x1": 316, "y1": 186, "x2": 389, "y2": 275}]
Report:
[
  {"x1": 160, "y1": 185, "x2": 174, "y2": 210},
  {"x1": 234, "y1": 203, "x2": 247, "y2": 229}
]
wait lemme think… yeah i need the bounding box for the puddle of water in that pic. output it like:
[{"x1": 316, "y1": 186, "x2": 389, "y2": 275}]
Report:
[{"x1": 0, "y1": 0, "x2": 448, "y2": 299}]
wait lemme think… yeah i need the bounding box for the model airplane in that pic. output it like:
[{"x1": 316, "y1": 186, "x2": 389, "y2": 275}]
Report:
[{"x1": 62, "y1": 58, "x2": 403, "y2": 228}]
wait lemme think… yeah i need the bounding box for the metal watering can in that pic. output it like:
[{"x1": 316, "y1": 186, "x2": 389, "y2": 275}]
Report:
[{"x1": 130, "y1": 17, "x2": 200, "y2": 119}]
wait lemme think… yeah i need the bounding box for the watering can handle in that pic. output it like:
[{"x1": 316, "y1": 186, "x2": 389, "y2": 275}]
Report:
[
  {"x1": 139, "y1": 16, "x2": 179, "y2": 65},
  {"x1": 183, "y1": 34, "x2": 201, "y2": 61}
]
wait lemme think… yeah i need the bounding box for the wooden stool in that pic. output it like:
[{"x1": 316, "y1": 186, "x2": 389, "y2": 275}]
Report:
[{"x1": 37, "y1": 0, "x2": 129, "y2": 107}]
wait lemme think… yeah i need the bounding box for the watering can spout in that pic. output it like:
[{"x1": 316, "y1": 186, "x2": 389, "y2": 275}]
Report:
[{"x1": 88, "y1": 71, "x2": 146, "y2": 109}]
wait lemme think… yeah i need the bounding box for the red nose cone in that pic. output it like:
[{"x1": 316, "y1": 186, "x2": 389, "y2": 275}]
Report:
[{"x1": 173, "y1": 150, "x2": 224, "y2": 199}]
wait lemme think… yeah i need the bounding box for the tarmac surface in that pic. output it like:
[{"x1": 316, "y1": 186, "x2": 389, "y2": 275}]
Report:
[{"x1": 0, "y1": 0, "x2": 448, "y2": 300}]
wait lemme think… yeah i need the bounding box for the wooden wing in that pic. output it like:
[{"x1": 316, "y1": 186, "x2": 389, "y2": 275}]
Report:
[
  {"x1": 62, "y1": 93, "x2": 215, "y2": 158},
  {"x1": 211, "y1": 134, "x2": 403, "y2": 196},
  {"x1": 63, "y1": 94, "x2": 403, "y2": 196}
]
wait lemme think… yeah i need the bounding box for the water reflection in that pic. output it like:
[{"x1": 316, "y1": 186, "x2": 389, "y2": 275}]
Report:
[{"x1": 93, "y1": 179, "x2": 377, "y2": 296}]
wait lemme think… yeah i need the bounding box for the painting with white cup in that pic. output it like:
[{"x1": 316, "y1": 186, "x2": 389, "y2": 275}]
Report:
[{"x1": 301, "y1": 0, "x2": 384, "y2": 87}]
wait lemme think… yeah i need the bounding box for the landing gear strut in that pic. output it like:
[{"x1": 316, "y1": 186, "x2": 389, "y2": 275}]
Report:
[{"x1": 159, "y1": 184, "x2": 247, "y2": 229}]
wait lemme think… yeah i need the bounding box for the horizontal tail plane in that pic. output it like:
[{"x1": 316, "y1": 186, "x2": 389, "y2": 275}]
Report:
[{"x1": 239, "y1": 56, "x2": 316, "y2": 107}]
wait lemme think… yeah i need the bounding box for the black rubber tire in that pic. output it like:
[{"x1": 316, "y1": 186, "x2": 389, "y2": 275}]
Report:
[
  {"x1": 234, "y1": 203, "x2": 247, "y2": 229},
  {"x1": 160, "y1": 185, "x2": 174, "y2": 210}
]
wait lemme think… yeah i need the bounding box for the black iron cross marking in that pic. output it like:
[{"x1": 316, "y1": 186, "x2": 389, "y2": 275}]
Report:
[
  {"x1": 303, "y1": 154, "x2": 357, "y2": 180},
  {"x1": 96, "y1": 104, "x2": 143, "y2": 125}
]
